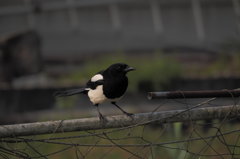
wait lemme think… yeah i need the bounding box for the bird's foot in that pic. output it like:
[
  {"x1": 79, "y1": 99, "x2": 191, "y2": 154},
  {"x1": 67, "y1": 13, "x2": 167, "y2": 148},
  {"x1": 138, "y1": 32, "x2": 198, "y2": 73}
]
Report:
[
  {"x1": 124, "y1": 112, "x2": 134, "y2": 119},
  {"x1": 99, "y1": 114, "x2": 107, "y2": 124},
  {"x1": 125, "y1": 112, "x2": 133, "y2": 116}
]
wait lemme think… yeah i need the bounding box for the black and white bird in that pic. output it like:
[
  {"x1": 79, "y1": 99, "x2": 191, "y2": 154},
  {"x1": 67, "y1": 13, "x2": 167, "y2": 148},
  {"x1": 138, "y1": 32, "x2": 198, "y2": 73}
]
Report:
[{"x1": 54, "y1": 63, "x2": 135, "y2": 120}]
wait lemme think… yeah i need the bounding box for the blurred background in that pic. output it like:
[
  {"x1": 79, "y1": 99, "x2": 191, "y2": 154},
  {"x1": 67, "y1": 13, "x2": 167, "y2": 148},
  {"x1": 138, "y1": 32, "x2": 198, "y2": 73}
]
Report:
[{"x1": 1, "y1": 0, "x2": 240, "y2": 124}]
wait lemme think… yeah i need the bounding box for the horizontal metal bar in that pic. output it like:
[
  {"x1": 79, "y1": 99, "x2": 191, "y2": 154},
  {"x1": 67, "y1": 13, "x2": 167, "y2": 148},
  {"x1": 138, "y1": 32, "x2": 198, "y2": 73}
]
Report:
[
  {"x1": 0, "y1": 0, "x2": 140, "y2": 16},
  {"x1": 148, "y1": 89, "x2": 240, "y2": 99},
  {"x1": 0, "y1": 104, "x2": 239, "y2": 138},
  {"x1": 0, "y1": 6, "x2": 30, "y2": 15}
]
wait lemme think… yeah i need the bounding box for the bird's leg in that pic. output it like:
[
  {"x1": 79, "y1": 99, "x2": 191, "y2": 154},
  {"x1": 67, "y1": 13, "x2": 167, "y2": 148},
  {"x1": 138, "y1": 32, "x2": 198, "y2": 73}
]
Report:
[
  {"x1": 95, "y1": 104, "x2": 105, "y2": 121},
  {"x1": 111, "y1": 102, "x2": 133, "y2": 116}
]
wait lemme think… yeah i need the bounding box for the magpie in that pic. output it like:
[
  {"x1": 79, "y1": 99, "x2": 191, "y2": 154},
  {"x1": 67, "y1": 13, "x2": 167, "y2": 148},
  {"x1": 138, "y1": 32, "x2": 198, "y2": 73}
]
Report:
[{"x1": 54, "y1": 63, "x2": 135, "y2": 120}]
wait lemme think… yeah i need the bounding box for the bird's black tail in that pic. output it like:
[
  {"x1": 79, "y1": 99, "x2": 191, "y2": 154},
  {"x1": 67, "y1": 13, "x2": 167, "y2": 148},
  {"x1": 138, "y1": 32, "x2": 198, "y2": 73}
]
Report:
[{"x1": 54, "y1": 88, "x2": 87, "y2": 97}]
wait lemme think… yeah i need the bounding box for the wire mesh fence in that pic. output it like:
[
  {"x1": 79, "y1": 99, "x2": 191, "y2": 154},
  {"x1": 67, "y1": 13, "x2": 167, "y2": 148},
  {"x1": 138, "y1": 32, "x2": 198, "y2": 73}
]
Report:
[{"x1": 1, "y1": 95, "x2": 240, "y2": 159}]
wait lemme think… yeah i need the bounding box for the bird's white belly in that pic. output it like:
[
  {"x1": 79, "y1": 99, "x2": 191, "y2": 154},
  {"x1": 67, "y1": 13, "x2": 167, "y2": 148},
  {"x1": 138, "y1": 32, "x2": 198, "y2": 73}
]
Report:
[{"x1": 88, "y1": 85, "x2": 107, "y2": 105}]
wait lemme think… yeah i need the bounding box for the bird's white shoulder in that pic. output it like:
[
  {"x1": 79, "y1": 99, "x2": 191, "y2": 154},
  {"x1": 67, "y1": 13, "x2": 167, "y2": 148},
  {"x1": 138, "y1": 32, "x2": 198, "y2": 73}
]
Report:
[{"x1": 91, "y1": 74, "x2": 103, "y2": 82}]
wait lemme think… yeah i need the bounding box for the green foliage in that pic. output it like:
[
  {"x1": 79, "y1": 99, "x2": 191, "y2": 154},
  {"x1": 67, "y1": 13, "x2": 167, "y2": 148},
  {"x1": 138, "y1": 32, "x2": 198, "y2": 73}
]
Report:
[
  {"x1": 203, "y1": 53, "x2": 232, "y2": 77},
  {"x1": 185, "y1": 52, "x2": 240, "y2": 78},
  {"x1": 60, "y1": 52, "x2": 182, "y2": 92}
]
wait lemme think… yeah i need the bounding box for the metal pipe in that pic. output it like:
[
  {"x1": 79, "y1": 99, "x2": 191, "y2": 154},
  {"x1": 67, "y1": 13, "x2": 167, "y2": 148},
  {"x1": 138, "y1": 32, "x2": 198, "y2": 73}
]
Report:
[
  {"x1": 148, "y1": 89, "x2": 240, "y2": 100},
  {"x1": 0, "y1": 105, "x2": 239, "y2": 138}
]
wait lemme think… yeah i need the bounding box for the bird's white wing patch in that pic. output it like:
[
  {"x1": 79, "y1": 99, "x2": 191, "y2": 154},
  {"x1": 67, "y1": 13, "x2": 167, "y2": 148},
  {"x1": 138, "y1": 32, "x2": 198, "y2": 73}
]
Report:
[{"x1": 91, "y1": 74, "x2": 103, "y2": 82}]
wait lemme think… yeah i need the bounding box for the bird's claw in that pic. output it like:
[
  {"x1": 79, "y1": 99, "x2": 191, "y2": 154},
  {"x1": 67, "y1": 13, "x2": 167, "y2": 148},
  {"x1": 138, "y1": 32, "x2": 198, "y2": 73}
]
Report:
[
  {"x1": 124, "y1": 112, "x2": 134, "y2": 119},
  {"x1": 125, "y1": 112, "x2": 133, "y2": 116},
  {"x1": 99, "y1": 114, "x2": 107, "y2": 123}
]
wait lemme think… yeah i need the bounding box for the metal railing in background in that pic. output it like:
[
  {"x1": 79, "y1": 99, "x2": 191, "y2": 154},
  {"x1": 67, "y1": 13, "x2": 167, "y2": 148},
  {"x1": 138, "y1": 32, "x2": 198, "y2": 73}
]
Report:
[{"x1": 0, "y1": 0, "x2": 239, "y2": 54}]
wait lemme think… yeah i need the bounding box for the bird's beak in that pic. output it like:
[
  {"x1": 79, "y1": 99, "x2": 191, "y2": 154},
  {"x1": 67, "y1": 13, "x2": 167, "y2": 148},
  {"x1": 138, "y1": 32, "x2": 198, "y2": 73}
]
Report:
[{"x1": 124, "y1": 66, "x2": 135, "y2": 72}]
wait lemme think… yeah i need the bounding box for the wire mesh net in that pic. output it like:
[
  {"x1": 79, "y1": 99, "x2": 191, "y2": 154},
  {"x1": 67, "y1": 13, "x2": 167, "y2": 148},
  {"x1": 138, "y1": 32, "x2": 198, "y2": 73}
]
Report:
[{"x1": 1, "y1": 96, "x2": 240, "y2": 159}]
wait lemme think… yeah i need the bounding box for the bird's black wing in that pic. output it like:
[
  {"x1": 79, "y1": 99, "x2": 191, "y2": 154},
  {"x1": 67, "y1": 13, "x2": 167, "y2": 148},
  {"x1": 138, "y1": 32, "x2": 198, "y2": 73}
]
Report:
[
  {"x1": 86, "y1": 80, "x2": 104, "y2": 89},
  {"x1": 86, "y1": 70, "x2": 104, "y2": 89}
]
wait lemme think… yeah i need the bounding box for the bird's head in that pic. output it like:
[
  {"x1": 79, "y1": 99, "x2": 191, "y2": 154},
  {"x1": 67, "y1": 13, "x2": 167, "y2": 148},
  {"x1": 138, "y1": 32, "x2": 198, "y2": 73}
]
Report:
[{"x1": 107, "y1": 63, "x2": 135, "y2": 76}]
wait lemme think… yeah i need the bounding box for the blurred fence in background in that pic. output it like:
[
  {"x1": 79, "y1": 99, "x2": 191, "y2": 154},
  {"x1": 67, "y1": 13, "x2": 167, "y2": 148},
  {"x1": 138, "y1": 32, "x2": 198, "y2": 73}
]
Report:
[{"x1": 0, "y1": 0, "x2": 240, "y2": 58}]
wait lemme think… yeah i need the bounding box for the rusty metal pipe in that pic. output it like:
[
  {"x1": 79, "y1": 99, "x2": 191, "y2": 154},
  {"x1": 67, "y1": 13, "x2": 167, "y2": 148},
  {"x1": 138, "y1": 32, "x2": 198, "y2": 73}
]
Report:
[{"x1": 148, "y1": 89, "x2": 240, "y2": 100}]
